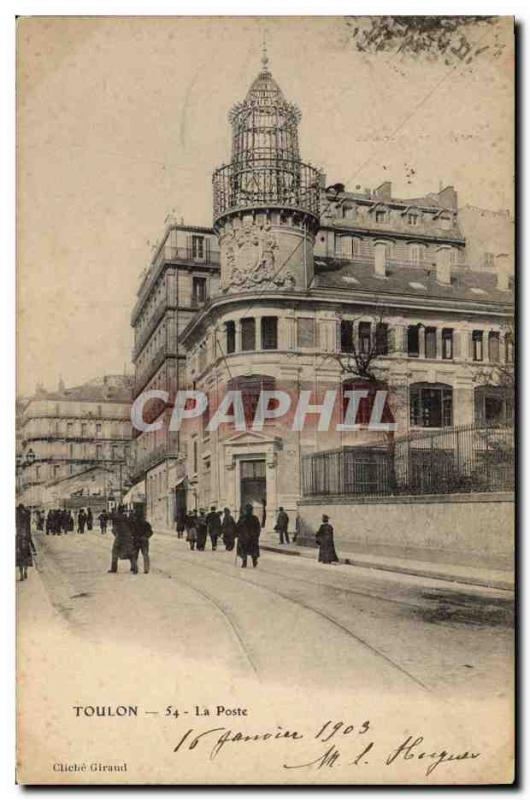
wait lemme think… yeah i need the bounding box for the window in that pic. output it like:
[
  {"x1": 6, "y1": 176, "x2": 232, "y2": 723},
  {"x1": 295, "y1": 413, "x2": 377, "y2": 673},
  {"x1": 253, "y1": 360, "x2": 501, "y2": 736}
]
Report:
[
  {"x1": 35, "y1": 466, "x2": 40, "y2": 480},
  {"x1": 202, "y1": 393, "x2": 210, "y2": 437},
  {"x1": 340, "y1": 320, "x2": 354, "y2": 353},
  {"x1": 407, "y1": 212, "x2": 418, "y2": 226},
  {"x1": 410, "y1": 244, "x2": 422, "y2": 264},
  {"x1": 192, "y1": 439, "x2": 198, "y2": 474},
  {"x1": 472, "y1": 330, "x2": 484, "y2": 362},
  {"x1": 505, "y1": 333, "x2": 514, "y2": 364},
  {"x1": 227, "y1": 375, "x2": 276, "y2": 427},
  {"x1": 425, "y1": 327, "x2": 437, "y2": 359},
  {"x1": 375, "y1": 323, "x2": 389, "y2": 355},
  {"x1": 475, "y1": 386, "x2": 513, "y2": 425},
  {"x1": 225, "y1": 321, "x2": 236, "y2": 354},
  {"x1": 192, "y1": 277, "x2": 207, "y2": 306},
  {"x1": 359, "y1": 322, "x2": 371, "y2": 354},
  {"x1": 67, "y1": 422, "x2": 73, "y2": 435},
  {"x1": 407, "y1": 325, "x2": 419, "y2": 357},
  {"x1": 297, "y1": 318, "x2": 316, "y2": 348},
  {"x1": 240, "y1": 460, "x2": 266, "y2": 479},
  {"x1": 241, "y1": 318, "x2": 256, "y2": 351},
  {"x1": 484, "y1": 253, "x2": 494, "y2": 268},
  {"x1": 440, "y1": 214, "x2": 452, "y2": 230},
  {"x1": 487, "y1": 331, "x2": 500, "y2": 362},
  {"x1": 442, "y1": 328, "x2": 453, "y2": 360},
  {"x1": 410, "y1": 384, "x2": 453, "y2": 428},
  {"x1": 191, "y1": 235, "x2": 205, "y2": 259},
  {"x1": 96, "y1": 445, "x2": 102, "y2": 460},
  {"x1": 112, "y1": 446, "x2": 119, "y2": 460},
  {"x1": 261, "y1": 317, "x2": 278, "y2": 350},
  {"x1": 375, "y1": 209, "x2": 387, "y2": 223},
  {"x1": 342, "y1": 381, "x2": 394, "y2": 427},
  {"x1": 96, "y1": 423, "x2": 102, "y2": 436},
  {"x1": 81, "y1": 423, "x2": 87, "y2": 436}
]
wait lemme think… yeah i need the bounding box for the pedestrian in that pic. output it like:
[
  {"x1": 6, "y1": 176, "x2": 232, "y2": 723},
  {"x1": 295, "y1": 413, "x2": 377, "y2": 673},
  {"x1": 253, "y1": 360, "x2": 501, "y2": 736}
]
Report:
[
  {"x1": 16, "y1": 504, "x2": 36, "y2": 581},
  {"x1": 185, "y1": 511, "x2": 198, "y2": 551},
  {"x1": 195, "y1": 509, "x2": 207, "y2": 551},
  {"x1": 315, "y1": 514, "x2": 339, "y2": 564},
  {"x1": 236, "y1": 503, "x2": 261, "y2": 569},
  {"x1": 131, "y1": 506, "x2": 153, "y2": 574},
  {"x1": 274, "y1": 506, "x2": 290, "y2": 545},
  {"x1": 45, "y1": 510, "x2": 51, "y2": 535},
  {"x1": 206, "y1": 505, "x2": 221, "y2": 551},
  {"x1": 36, "y1": 510, "x2": 44, "y2": 532},
  {"x1": 67, "y1": 510, "x2": 74, "y2": 533},
  {"x1": 108, "y1": 506, "x2": 137, "y2": 574},
  {"x1": 98, "y1": 510, "x2": 108, "y2": 534},
  {"x1": 86, "y1": 508, "x2": 93, "y2": 531},
  {"x1": 221, "y1": 507, "x2": 236, "y2": 551},
  {"x1": 77, "y1": 508, "x2": 86, "y2": 534},
  {"x1": 175, "y1": 509, "x2": 186, "y2": 539},
  {"x1": 261, "y1": 497, "x2": 267, "y2": 529},
  {"x1": 61, "y1": 509, "x2": 69, "y2": 534}
]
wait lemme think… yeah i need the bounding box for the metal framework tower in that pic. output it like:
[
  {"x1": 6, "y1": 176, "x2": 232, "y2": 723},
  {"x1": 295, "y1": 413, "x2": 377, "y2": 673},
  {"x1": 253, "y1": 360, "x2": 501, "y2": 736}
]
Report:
[{"x1": 213, "y1": 48, "x2": 321, "y2": 292}]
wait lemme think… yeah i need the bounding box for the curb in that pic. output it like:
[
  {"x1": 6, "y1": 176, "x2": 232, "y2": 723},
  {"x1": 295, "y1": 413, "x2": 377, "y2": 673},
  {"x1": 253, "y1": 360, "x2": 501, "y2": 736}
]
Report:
[{"x1": 260, "y1": 543, "x2": 514, "y2": 592}]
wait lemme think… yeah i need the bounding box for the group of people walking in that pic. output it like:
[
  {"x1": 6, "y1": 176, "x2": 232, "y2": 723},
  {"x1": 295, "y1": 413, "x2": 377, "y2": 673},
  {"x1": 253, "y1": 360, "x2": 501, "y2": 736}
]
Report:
[
  {"x1": 179, "y1": 504, "x2": 261, "y2": 568},
  {"x1": 35, "y1": 507, "x2": 110, "y2": 535}
]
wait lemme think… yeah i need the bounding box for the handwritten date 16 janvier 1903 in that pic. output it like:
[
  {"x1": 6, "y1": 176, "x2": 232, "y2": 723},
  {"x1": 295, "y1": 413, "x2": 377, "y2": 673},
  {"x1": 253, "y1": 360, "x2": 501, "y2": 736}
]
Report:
[{"x1": 173, "y1": 719, "x2": 480, "y2": 776}]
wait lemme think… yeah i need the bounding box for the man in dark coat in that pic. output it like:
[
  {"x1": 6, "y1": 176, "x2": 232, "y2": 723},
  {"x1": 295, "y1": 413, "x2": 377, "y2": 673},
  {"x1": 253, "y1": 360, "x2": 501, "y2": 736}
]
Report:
[
  {"x1": 77, "y1": 508, "x2": 87, "y2": 534},
  {"x1": 221, "y1": 507, "x2": 236, "y2": 551},
  {"x1": 86, "y1": 508, "x2": 93, "y2": 531},
  {"x1": 108, "y1": 506, "x2": 137, "y2": 573},
  {"x1": 98, "y1": 510, "x2": 108, "y2": 534},
  {"x1": 195, "y1": 509, "x2": 208, "y2": 551},
  {"x1": 206, "y1": 505, "x2": 222, "y2": 551},
  {"x1": 175, "y1": 509, "x2": 186, "y2": 539},
  {"x1": 275, "y1": 506, "x2": 290, "y2": 545},
  {"x1": 236, "y1": 504, "x2": 261, "y2": 568},
  {"x1": 16, "y1": 504, "x2": 36, "y2": 581},
  {"x1": 315, "y1": 514, "x2": 339, "y2": 564},
  {"x1": 130, "y1": 506, "x2": 153, "y2": 574}
]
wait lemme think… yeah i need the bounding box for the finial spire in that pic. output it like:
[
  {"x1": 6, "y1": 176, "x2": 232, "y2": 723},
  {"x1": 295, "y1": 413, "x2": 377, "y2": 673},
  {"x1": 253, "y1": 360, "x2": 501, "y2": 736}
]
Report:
[{"x1": 261, "y1": 34, "x2": 269, "y2": 71}]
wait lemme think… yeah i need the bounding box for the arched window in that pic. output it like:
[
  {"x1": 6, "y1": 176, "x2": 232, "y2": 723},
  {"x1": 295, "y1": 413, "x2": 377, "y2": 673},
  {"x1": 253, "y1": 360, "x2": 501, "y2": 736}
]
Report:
[
  {"x1": 341, "y1": 380, "x2": 394, "y2": 427},
  {"x1": 227, "y1": 375, "x2": 276, "y2": 427},
  {"x1": 410, "y1": 382, "x2": 453, "y2": 428}
]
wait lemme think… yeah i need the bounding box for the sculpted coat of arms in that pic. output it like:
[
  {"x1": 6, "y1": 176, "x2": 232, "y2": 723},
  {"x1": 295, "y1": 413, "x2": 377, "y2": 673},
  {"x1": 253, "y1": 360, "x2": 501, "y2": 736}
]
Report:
[{"x1": 221, "y1": 220, "x2": 295, "y2": 290}]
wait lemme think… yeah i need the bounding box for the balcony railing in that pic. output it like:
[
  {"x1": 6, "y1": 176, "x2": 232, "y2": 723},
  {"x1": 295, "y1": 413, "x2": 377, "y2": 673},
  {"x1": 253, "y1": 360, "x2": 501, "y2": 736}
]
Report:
[
  {"x1": 213, "y1": 160, "x2": 321, "y2": 223},
  {"x1": 134, "y1": 345, "x2": 178, "y2": 396},
  {"x1": 131, "y1": 436, "x2": 180, "y2": 480}
]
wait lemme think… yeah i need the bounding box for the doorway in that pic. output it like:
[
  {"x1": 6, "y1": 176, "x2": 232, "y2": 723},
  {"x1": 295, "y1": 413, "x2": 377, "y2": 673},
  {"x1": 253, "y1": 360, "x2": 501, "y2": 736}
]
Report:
[{"x1": 239, "y1": 459, "x2": 266, "y2": 517}]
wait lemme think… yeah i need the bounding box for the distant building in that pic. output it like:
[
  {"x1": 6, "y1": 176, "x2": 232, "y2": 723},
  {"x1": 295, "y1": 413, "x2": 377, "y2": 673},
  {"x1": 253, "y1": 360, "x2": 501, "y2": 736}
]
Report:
[
  {"x1": 18, "y1": 375, "x2": 133, "y2": 508},
  {"x1": 132, "y1": 51, "x2": 514, "y2": 529},
  {"x1": 130, "y1": 225, "x2": 220, "y2": 528}
]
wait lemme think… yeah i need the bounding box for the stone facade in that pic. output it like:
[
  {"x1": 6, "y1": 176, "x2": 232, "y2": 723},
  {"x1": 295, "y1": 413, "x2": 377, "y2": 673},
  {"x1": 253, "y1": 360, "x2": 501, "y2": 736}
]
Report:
[{"x1": 19, "y1": 375, "x2": 133, "y2": 508}]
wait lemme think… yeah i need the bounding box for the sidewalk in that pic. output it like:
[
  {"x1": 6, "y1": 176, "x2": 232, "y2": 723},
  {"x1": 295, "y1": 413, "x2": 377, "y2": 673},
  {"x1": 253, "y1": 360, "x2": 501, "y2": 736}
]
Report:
[
  {"x1": 259, "y1": 534, "x2": 514, "y2": 592},
  {"x1": 155, "y1": 527, "x2": 513, "y2": 592}
]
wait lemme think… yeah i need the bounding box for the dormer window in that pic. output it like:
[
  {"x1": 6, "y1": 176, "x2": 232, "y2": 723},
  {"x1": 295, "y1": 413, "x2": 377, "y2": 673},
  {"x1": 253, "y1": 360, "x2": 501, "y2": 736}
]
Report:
[
  {"x1": 440, "y1": 213, "x2": 452, "y2": 230},
  {"x1": 407, "y1": 211, "x2": 419, "y2": 226},
  {"x1": 375, "y1": 209, "x2": 387, "y2": 224}
]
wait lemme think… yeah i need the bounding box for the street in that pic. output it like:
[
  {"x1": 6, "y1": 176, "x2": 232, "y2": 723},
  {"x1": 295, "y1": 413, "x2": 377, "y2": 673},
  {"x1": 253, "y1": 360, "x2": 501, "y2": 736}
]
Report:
[{"x1": 22, "y1": 528, "x2": 513, "y2": 700}]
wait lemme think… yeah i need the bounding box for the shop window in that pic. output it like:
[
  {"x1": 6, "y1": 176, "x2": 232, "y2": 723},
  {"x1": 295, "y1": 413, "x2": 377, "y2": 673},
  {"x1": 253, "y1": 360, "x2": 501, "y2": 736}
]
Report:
[
  {"x1": 410, "y1": 383, "x2": 453, "y2": 428},
  {"x1": 261, "y1": 317, "x2": 278, "y2": 350}
]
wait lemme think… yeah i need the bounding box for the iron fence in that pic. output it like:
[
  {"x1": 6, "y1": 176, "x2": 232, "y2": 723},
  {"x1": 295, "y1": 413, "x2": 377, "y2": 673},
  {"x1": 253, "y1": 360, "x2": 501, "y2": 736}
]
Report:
[{"x1": 302, "y1": 423, "x2": 514, "y2": 498}]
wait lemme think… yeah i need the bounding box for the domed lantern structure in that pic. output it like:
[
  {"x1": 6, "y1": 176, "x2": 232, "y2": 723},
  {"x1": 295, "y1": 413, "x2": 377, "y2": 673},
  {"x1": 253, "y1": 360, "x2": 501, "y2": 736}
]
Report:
[{"x1": 213, "y1": 47, "x2": 322, "y2": 292}]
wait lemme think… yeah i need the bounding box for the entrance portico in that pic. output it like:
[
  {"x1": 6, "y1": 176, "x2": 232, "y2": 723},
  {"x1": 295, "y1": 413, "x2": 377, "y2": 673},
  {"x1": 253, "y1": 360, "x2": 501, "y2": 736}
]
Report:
[{"x1": 221, "y1": 430, "x2": 283, "y2": 530}]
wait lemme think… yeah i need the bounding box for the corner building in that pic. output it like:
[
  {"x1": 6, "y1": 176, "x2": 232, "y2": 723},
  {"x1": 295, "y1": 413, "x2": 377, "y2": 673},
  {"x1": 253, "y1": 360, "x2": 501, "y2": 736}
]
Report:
[{"x1": 137, "y1": 54, "x2": 514, "y2": 529}]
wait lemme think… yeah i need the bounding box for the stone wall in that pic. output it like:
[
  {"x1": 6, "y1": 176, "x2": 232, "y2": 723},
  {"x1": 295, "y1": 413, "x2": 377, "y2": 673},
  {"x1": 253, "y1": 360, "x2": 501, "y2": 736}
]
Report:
[{"x1": 298, "y1": 493, "x2": 514, "y2": 569}]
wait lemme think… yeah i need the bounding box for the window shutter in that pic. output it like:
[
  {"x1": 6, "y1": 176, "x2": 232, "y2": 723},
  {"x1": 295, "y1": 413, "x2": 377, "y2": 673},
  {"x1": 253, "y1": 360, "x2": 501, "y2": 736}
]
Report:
[
  {"x1": 187, "y1": 235, "x2": 193, "y2": 258},
  {"x1": 205, "y1": 237, "x2": 211, "y2": 262}
]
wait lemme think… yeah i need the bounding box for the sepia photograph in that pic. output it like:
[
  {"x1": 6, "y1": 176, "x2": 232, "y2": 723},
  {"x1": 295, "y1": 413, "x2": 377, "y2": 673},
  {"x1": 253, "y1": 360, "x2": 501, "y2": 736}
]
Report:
[{"x1": 15, "y1": 13, "x2": 515, "y2": 785}]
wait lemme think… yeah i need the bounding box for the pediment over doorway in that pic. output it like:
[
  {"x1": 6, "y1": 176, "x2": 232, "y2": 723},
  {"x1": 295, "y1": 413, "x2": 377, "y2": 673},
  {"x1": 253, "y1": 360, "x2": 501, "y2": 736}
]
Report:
[{"x1": 221, "y1": 429, "x2": 283, "y2": 449}]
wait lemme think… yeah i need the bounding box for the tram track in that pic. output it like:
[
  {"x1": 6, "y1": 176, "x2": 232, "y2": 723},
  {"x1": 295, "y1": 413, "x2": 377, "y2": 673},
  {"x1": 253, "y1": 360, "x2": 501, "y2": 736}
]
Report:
[{"x1": 153, "y1": 538, "x2": 432, "y2": 693}]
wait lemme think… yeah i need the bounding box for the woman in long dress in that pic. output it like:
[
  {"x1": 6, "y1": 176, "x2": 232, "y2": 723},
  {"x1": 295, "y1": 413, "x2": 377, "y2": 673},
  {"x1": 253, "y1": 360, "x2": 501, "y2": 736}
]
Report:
[{"x1": 315, "y1": 514, "x2": 339, "y2": 564}]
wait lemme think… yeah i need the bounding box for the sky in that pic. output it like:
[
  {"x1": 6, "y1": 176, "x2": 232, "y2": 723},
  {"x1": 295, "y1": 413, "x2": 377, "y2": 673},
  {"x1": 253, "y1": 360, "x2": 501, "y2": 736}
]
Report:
[{"x1": 16, "y1": 16, "x2": 514, "y2": 396}]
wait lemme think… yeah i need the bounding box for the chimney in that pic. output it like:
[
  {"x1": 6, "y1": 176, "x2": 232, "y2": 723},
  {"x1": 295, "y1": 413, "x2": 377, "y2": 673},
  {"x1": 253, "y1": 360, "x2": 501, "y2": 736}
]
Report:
[
  {"x1": 438, "y1": 185, "x2": 458, "y2": 210},
  {"x1": 495, "y1": 253, "x2": 511, "y2": 291},
  {"x1": 435, "y1": 246, "x2": 452, "y2": 285},
  {"x1": 374, "y1": 240, "x2": 387, "y2": 278},
  {"x1": 375, "y1": 181, "x2": 392, "y2": 200}
]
